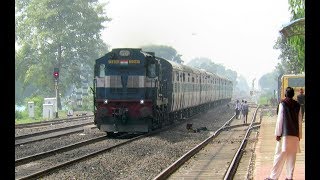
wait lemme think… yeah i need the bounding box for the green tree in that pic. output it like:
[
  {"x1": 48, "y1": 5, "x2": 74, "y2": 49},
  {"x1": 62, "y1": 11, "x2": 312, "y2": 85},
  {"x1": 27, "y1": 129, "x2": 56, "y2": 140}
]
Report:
[
  {"x1": 81, "y1": 90, "x2": 93, "y2": 111},
  {"x1": 274, "y1": 0, "x2": 304, "y2": 74},
  {"x1": 274, "y1": 36, "x2": 300, "y2": 74},
  {"x1": 258, "y1": 70, "x2": 279, "y2": 93},
  {"x1": 15, "y1": 0, "x2": 110, "y2": 107},
  {"x1": 15, "y1": 80, "x2": 38, "y2": 105},
  {"x1": 187, "y1": 57, "x2": 217, "y2": 73},
  {"x1": 236, "y1": 75, "x2": 250, "y2": 96},
  {"x1": 289, "y1": 0, "x2": 305, "y2": 19},
  {"x1": 187, "y1": 57, "x2": 239, "y2": 90},
  {"x1": 141, "y1": 45, "x2": 184, "y2": 64}
]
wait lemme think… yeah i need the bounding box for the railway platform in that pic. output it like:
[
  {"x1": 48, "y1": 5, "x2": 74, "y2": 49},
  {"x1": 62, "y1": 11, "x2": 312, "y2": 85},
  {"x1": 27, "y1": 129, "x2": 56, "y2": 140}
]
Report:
[{"x1": 253, "y1": 114, "x2": 305, "y2": 180}]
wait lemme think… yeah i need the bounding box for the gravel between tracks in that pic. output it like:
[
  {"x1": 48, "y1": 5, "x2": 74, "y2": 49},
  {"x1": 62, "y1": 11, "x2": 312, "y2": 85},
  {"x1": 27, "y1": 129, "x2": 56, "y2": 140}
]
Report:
[{"x1": 41, "y1": 104, "x2": 235, "y2": 180}]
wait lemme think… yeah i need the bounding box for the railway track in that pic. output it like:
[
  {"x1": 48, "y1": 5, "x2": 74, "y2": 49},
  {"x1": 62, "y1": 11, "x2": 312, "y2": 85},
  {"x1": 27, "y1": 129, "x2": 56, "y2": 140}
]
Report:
[
  {"x1": 153, "y1": 105, "x2": 261, "y2": 180},
  {"x1": 15, "y1": 102, "x2": 248, "y2": 179},
  {"x1": 15, "y1": 115, "x2": 93, "y2": 129},
  {"x1": 15, "y1": 134, "x2": 144, "y2": 180},
  {"x1": 15, "y1": 135, "x2": 109, "y2": 166},
  {"x1": 15, "y1": 108, "x2": 203, "y2": 180},
  {"x1": 15, "y1": 122, "x2": 95, "y2": 146}
]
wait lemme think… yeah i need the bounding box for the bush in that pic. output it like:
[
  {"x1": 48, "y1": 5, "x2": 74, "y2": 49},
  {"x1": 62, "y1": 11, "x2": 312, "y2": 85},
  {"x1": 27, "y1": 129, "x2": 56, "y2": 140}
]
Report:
[
  {"x1": 15, "y1": 110, "x2": 35, "y2": 124},
  {"x1": 258, "y1": 91, "x2": 274, "y2": 105},
  {"x1": 15, "y1": 110, "x2": 24, "y2": 119}
]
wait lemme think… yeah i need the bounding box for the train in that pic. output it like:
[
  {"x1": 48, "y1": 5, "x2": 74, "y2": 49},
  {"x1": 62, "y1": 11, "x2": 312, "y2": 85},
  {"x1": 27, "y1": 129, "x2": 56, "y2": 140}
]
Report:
[
  {"x1": 92, "y1": 48, "x2": 233, "y2": 135},
  {"x1": 278, "y1": 73, "x2": 305, "y2": 101}
]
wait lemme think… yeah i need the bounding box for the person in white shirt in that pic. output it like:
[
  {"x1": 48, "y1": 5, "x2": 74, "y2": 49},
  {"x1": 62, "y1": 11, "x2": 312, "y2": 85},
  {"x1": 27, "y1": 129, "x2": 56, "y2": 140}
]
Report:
[
  {"x1": 242, "y1": 101, "x2": 249, "y2": 124},
  {"x1": 265, "y1": 87, "x2": 302, "y2": 180},
  {"x1": 239, "y1": 99, "x2": 244, "y2": 119},
  {"x1": 235, "y1": 100, "x2": 241, "y2": 119}
]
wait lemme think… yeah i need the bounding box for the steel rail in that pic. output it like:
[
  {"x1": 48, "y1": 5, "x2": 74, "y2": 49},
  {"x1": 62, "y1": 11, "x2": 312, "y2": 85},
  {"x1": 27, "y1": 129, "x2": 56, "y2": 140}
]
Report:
[
  {"x1": 223, "y1": 105, "x2": 260, "y2": 180},
  {"x1": 15, "y1": 115, "x2": 93, "y2": 129},
  {"x1": 15, "y1": 124, "x2": 96, "y2": 146},
  {"x1": 153, "y1": 114, "x2": 237, "y2": 180},
  {"x1": 153, "y1": 102, "x2": 260, "y2": 180},
  {"x1": 15, "y1": 122, "x2": 94, "y2": 140},
  {"x1": 16, "y1": 134, "x2": 144, "y2": 180}
]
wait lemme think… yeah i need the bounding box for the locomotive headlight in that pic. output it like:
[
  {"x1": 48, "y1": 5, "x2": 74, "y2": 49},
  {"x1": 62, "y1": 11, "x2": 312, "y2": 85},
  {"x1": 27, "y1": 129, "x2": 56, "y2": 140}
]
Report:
[
  {"x1": 140, "y1": 99, "x2": 144, "y2": 104},
  {"x1": 104, "y1": 99, "x2": 108, "y2": 104}
]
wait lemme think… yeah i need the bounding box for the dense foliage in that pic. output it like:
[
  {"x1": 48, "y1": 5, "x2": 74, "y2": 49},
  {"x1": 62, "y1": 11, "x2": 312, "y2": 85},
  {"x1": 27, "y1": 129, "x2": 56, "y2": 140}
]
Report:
[
  {"x1": 15, "y1": 0, "x2": 110, "y2": 105},
  {"x1": 141, "y1": 45, "x2": 247, "y2": 94},
  {"x1": 186, "y1": 57, "x2": 249, "y2": 95},
  {"x1": 141, "y1": 45, "x2": 184, "y2": 64},
  {"x1": 258, "y1": 70, "x2": 279, "y2": 93},
  {"x1": 258, "y1": 0, "x2": 304, "y2": 101},
  {"x1": 273, "y1": 0, "x2": 304, "y2": 75}
]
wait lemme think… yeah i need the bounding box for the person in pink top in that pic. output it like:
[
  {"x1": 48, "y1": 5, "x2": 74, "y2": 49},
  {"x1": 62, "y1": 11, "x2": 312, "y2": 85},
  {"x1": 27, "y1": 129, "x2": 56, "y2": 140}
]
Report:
[{"x1": 265, "y1": 87, "x2": 303, "y2": 180}]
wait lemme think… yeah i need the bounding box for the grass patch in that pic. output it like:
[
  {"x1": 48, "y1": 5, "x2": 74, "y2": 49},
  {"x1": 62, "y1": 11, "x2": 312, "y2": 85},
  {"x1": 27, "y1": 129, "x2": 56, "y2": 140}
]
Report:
[{"x1": 15, "y1": 110, "x2": 68, "y2": 125}]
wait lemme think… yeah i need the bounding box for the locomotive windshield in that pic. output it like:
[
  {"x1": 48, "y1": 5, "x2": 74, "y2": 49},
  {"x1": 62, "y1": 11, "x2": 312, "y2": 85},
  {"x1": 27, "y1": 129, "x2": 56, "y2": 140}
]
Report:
[
  {"x1": 94, "y1": 59, "x2": 146, "y2": 100},
  {"x1": 147, "y1": 63, "x2": 156, "y2": 78},
  {"x1": 288, "y1": 77, "x2": 305, "y2": 87},
  {"x1": 99, "y1": 64, "x2": 105, "y2": 77}
]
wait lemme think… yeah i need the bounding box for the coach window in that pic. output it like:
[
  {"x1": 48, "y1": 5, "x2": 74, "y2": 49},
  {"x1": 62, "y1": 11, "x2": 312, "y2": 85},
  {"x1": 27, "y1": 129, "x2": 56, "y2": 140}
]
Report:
[
  {"x1": 99, "y1": 64, "x2": 105, "y2": 77},
  {"x1": 147, "y1": 62, "x2": 156, "y2": 78}
]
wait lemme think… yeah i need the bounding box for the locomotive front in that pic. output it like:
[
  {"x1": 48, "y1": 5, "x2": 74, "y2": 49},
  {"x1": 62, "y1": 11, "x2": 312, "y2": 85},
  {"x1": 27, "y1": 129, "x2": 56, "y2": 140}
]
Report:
[{"x1": 93, "y1": 48, "x2": 161, "y2": 134}]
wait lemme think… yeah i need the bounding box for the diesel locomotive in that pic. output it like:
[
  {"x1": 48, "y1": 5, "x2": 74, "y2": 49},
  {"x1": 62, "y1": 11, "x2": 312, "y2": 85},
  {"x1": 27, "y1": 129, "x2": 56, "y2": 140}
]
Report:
[
  {"x1": 278, "y1": 73, "x2": 305, "y2": 101},
  {"x1": 93, "y1": 48, "x2": 233, "y2": 135}
]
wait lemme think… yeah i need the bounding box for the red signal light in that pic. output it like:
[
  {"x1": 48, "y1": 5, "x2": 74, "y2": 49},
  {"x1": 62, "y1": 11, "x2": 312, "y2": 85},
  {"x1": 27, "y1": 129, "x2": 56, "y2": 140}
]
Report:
[
  {"x1": 53, "y1": 68, "x2": 59, "y2": 79},
  {"x1": 54, "y1": 72, "x2": 59, "y2": 78}
]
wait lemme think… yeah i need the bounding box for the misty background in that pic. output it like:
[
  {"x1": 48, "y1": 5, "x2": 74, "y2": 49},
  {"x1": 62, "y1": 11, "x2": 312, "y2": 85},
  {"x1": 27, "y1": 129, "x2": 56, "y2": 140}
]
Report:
[{"x1": 15, "y1": 0, "x2": 304, "y2": 117}]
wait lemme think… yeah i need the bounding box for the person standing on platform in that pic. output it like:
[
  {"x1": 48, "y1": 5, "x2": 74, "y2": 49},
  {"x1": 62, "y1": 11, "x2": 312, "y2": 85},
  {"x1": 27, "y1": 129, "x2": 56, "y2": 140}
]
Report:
[
  {"x1": 297, "y1": 88, "x2": 305, "y2": 121},
  {"x1": 265, "y1": 87, "x2": 302, "y2": 180},
  {"x1": 235, "y1": 100, "x2": 241, "y2": 119}
]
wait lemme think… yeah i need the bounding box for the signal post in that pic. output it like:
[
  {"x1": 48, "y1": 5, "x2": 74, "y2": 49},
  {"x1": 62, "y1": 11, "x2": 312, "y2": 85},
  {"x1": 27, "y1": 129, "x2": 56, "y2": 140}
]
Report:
[{"x1": 53, "y1": 67, "x2": 59, "y2": 118}]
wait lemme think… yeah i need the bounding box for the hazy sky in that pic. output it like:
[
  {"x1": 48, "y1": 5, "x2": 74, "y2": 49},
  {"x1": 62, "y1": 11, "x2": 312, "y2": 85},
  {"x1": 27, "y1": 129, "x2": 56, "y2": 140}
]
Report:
[{"x1": 100, "y1": 0, "x2": 291, "y2": 87}]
